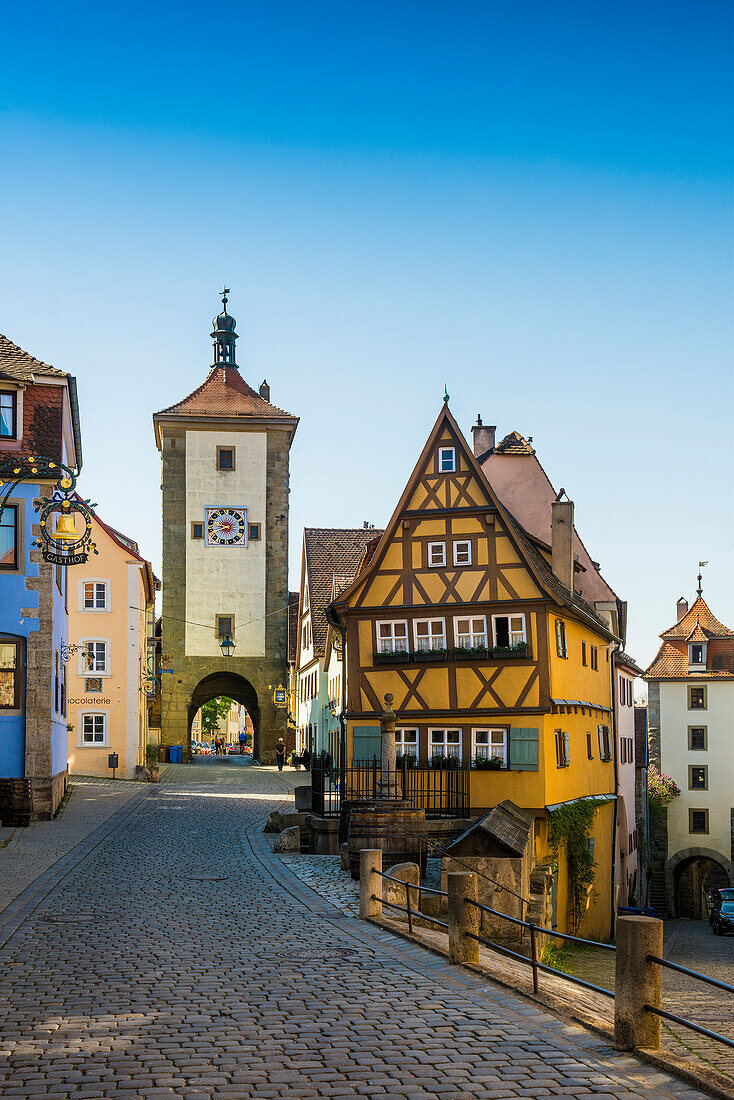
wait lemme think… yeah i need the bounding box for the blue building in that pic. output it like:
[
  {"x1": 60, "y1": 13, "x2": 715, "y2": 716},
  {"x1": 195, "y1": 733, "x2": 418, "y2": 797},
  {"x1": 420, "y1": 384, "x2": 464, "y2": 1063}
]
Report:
[{"x1": 0, "y1": 335, "x2": 82, "y2": 818}]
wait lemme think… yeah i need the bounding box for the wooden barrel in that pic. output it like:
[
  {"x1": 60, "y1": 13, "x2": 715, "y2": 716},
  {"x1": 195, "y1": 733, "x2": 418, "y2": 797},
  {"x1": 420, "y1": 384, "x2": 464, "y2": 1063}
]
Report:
[{"x1": 347, "y1": 799, "x2": 427, "y2": 880}]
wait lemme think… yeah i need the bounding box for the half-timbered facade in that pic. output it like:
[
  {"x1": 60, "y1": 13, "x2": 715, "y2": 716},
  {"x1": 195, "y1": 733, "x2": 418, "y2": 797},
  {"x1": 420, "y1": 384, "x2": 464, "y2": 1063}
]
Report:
[{"x1": 330, "y1": 403, "x2": 621, "y2": 936}]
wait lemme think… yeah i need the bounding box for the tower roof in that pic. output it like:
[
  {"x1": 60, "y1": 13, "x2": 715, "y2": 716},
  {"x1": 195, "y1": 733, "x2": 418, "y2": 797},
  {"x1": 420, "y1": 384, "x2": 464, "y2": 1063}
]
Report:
[{"x1": 659, "y1": 595, "x2": 734, "y2": 640}]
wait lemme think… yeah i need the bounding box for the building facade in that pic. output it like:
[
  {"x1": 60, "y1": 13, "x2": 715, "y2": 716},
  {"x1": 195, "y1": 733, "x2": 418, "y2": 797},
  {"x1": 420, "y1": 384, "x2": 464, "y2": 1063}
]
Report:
[
  {"x1": 330, "y1": 403, "x2": 623, "y2": 937},
  {"x1": 66, "y1": 505, "x2": 155, "y2": 780},
  {"x1": 645, "y1": 590, "x2": 734, "y2": 916},
  {"x1": 152, "y1": 296, "x2": 298, "y2": 763},
  {"x1": 0, "y1": 334, "x2": 82, "y2": 817}
]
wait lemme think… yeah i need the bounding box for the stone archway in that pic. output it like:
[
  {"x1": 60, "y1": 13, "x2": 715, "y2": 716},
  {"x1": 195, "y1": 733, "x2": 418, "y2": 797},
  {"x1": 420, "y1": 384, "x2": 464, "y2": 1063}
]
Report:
[
  {"x1": 189, "y1": 672, "x2": 261, "y2": 761},
  {"x1": 666, "y1": 847, "x2": 734, "y2": 919}
]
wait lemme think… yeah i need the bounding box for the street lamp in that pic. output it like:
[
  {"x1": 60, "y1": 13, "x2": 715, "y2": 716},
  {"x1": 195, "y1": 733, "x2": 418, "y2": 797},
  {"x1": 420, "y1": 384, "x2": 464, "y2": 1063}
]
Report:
[{"x1": 220, "y1": 634, "x2": 235, "y2": 658}]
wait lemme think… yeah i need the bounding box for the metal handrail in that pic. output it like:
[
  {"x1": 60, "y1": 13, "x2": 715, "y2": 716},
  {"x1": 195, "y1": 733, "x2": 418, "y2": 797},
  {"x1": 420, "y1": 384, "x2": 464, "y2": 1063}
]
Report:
[
  {"x1": 375, "y1": 895, "x2": 449, "y2": 931},
  {"x1": 466, "y1": 898, "x2": 616, "y2": 951},
  {"x1": 373, "y1": 869, "x2": 448, "y2": 897},
  {"x1": 645, "y1": 1006, "x2": 734, "y2": 1050},
  {"x1": 647, "y1": 954, "x2": 734, "y2": 995},
  {"x1": 464, "y1": 930, "x2": 615, "y2": 999}
]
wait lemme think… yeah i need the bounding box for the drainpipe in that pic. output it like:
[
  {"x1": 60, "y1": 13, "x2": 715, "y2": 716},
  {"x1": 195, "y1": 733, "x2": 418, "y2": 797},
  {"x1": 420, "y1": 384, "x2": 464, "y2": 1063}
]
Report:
[{"x1": 609, "y1": 640, "x2": 621, "y2": 940}]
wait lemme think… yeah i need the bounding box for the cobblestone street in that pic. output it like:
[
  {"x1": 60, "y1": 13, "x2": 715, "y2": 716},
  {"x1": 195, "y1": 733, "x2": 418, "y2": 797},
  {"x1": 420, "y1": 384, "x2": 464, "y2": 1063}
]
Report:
[{"x1": 0, "y1": 761, "x2": 714, "y2": 1099}]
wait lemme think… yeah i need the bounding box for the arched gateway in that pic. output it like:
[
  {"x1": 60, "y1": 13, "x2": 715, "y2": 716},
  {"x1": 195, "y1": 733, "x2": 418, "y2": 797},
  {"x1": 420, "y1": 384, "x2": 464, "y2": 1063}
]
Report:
[
  {"x1": 189, "y1": 673, "x2": 260, "y2": 758},
  {"x1": 153, "y1": 293, "x2": 298, "y2": 763},
  {"x1": 666, "y1": 847, "x2": 734, "y2": 919}
]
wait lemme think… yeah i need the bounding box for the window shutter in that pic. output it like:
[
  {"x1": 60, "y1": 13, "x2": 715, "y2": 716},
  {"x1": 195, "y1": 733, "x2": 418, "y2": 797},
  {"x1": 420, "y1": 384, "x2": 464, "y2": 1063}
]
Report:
[
  {"x1": 509, "y1": 728, "x2": 539, "y2": 771},
  {"x1": 562, "y1": 731, "x2": 570, "y2": 766},
  {"x1": 598, "y1": 725, "x2": 605, "y2": 758},
  {"x1": 352, "y1": 726, "x2": 382, "y2": 764}
]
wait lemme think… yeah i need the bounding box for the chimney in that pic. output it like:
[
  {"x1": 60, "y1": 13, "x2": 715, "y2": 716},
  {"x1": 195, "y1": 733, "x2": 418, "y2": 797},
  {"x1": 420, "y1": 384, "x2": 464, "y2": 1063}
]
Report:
[
  {"x1": 471, "y1": 415, "x2": 496, "y2": 457},
  {"x1": 676, "y1": 597, "x2": 688, "y2": 622},
  {"x1": 259, "y1": 379, "x2": 270, "y2": 401},
  {"x1": 551, "y1": 497, "x2": 575, "y2": 592}
]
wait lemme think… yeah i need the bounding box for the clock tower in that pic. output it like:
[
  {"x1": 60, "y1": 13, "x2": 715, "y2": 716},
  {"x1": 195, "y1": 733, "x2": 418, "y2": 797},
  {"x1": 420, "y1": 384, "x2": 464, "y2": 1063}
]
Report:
[{"x1": 153, "y1": 294, "x2": 298, "y2": 762}]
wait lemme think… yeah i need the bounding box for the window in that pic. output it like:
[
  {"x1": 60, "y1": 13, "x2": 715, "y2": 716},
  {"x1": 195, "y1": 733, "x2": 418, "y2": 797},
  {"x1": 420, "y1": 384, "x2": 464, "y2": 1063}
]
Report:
[
  {"x1": 414, "y1": 619, "x2": 446, "y2": 652},
  {"x1": 216, "y1": 615, "x2": 234, "y2": 640},
  {"x1": 81, "y1": 713, "x2": 108, "y2": 747},
  {"x1": 689, "y1": 643, "x2": 705, "y2": 666},
  {"x1": 438, "y1": 447, "x2": 455, "y2": 472},
  {"x1": 249, "y1": 524, "x2": 261, "y2": 541},
  {"x1": 582, "y1": 641, "x2": 587, "y2": 666},
  {"x1": 82, "y1": 641, "x2": 108, "y2": 674},
  {"x1": 689, "y1": 809, "x2": 709, "y2": 835},
  {"x1": 0, "y1": 504, "x2": 18, "y2": 569},
  {"x1": 688, "y1": 726, "x2": 707, "y2": 750},
  {"x1": 428, "y1": 542, "x2": 446, "y2": 567},
  {"x1": 0, "y1": 640, "x2": 21, "y2": 709},
  {"x1": 430, "y1": 728, "x2": 461, "y2": 762},
  {"x1": 54, "y1": 650, "x2": 59, "y2": 714},
  {"x1": 472, "y1": 728, "x2": 507, "y2": 767},
  {"x1": 689, "y1": 765, "x2": 708, "y2": 791},
  {"x1": 590, "y1": 645, "x2": 598, "y2": 671},
  {"x1": 555, "y1": 619, "x2": 568, "y2": 658},
  {"x1": 492, "y1": 614, "x2": 527, "y2": 649},
  {"x1": 396, "y1": 728, "x2": 418, "y2": 760},
  {"x1": 0, "y1": 391, "x2": 16, "y2": 438},
  {"x1": 301, "y1": 619, "x2": 311, "y2": 650},
  {"x1": 688, "y1": 686, "x2": 706, "y2": 710},
  {"x1": 453, "y1": 540, "x2": 471, "y2": 566},
  {"x1": 586, "y1": 733, "x2": 593, "y2": 759},
  {"x1": 597, "y1": 724, "x2": 612, "y2": 761},
  {"x1": 217, "y1": 447, "x2": 235, "y2": 470},
  {"x1": 555, "y1": 730, "x2": 570, "y2": 767},
  {"x1": 376, "y1": 620, "x2": 409, "y2": 654},
  {"x1": 61, "y1": 663, "x2": 67, "y2": 718},
  {"x1": 454, "y1": 616, "x2": 487, "y2": 649},
  {"x1": 191, "y1": 522, "x2": 204, "y2": 540},
  {"x1": 83, "y1": 581, "x2": 108, "y2": 610}
]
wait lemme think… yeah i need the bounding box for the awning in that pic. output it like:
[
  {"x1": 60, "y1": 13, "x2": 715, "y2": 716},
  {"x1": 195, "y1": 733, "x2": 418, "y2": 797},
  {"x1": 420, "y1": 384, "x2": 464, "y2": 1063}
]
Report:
[{"x1": 545, "y1": 793, "x2": 616, "y2": 813}]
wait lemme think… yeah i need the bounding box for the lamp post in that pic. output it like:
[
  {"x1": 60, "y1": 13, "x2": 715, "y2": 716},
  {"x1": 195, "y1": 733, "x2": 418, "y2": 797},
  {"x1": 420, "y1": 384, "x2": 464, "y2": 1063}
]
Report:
[{"x1": 220, "y1": 634, "x2": 235, "y2": 658}]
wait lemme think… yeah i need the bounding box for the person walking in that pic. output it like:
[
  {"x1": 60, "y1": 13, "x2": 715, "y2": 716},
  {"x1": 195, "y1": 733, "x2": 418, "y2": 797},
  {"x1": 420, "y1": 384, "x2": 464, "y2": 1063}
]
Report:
[
  {"x1": 275, "y1": 738, "x2": 286, "y2": 771},
  {"x1": 239, "y1": 730, "x2": 246, "y2": 755}
]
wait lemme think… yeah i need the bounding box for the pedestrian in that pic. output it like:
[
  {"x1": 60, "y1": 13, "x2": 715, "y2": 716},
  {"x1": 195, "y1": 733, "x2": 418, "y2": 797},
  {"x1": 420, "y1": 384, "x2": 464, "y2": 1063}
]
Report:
[
  {"x1": 215, "y1": 737, "x2": 221, "y2": 756},
  {"x1": 239, "y1": 730, "x2": 246, "y2": 755},
  {"x1": 275, "y1": 738, "x2": 286, "y2": 771}
]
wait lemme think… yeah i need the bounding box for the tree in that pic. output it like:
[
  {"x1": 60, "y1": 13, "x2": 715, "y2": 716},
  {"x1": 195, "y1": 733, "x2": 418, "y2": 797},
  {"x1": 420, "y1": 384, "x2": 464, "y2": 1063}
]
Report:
[{"x1": 200, "y1": 697, "x2": 233, "y2": 737}]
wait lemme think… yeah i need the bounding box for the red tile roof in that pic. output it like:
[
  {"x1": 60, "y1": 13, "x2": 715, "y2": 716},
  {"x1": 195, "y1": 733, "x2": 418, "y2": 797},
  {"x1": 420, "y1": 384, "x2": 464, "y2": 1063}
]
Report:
[
  {"x1": 493, "y1": 430, "x2": 535, "y2": 455},
  {"x1": 660, "y1": 596, "x2": 734, "y2": 640},
  {"x1": 303, "y1": 528, "x2": 385, "y2": 658},
  {"x1": 0, "y1": 334, "x2": 66, "y2": 380},
  {"x1": 155, "y1": 366, "x2": 297, "y2": 422},
  {"x1": 685, "y1": 619, "x2": 710, "y2": 644}
]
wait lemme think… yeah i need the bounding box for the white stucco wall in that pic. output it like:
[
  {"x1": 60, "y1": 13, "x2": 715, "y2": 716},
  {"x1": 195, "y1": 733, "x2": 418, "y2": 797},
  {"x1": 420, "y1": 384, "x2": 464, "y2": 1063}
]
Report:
[
  {"x1": 659, "y1": 679, "x2": 734, "y2": 862},
  {"x1": 185, "y1": 429, "x2": 266, "y2": 657}
]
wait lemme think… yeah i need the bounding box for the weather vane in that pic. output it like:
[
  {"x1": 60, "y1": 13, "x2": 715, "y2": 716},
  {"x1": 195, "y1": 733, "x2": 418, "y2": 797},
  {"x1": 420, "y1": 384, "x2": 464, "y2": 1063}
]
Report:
[
  {"x1": 221, "y1": 286, "x2": 230, "y2": 311},
  {"x1": 697, "y1": 560, "x2": 708, "y2": 598}
]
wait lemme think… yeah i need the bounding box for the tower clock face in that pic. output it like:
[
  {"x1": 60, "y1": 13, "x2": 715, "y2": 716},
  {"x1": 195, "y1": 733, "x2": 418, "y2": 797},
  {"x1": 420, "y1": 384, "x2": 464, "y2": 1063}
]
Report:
[{"x1": 205, "y1": 507, "x2": 248, "y2": 547}]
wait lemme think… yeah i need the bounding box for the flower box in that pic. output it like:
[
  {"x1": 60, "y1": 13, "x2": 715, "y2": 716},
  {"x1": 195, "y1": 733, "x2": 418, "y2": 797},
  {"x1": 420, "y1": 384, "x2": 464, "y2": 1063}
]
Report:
[{"x1": 373, "y1": 650, "x2": 411, "y2": 665}]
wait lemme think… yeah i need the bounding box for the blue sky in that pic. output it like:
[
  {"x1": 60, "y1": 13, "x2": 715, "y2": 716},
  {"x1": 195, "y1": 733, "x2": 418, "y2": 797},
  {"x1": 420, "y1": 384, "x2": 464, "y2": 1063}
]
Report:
[{"x1": 1, "y1": 1, "x2": 732, "y2": 668}]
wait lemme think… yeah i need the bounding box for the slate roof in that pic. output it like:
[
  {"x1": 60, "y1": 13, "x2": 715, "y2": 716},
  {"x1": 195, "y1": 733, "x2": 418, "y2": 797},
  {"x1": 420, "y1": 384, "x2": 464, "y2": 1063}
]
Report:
[
  {"x1": 614, "y1": 651, "x2": 644, "y2": 676},
  {"x1": 446, "y1": 800, "x2": 533, "y2": 857},
  {"x1": 154, "y1": 366, "x2": 298, "y2": 423},
  {"x1": 303, "y1": 528, "x2": 385, "y2": 658},
  {"x1": 659, "y1": 596, "x2": 734, "y2": 640},
  {"x1": 0, "y1": 334, "x2": 66, "y2": 380}
]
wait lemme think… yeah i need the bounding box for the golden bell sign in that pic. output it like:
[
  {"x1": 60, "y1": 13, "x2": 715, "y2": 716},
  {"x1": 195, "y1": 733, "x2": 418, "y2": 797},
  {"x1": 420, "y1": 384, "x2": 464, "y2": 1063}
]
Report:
[{"x1": 49, "y1": 513, "x2": 78, "y2": 542}]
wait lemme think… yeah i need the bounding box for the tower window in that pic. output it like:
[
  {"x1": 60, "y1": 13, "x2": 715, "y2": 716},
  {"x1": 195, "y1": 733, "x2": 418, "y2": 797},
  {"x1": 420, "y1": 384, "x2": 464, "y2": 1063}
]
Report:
[
  {"x1": 689, "y1": 809, "x2": 709, "y2": 834},
  {"x1": 249, "y1": 524, "x2": 261, "y2": 541},
  {"x1": 688, "y1": 765, "x2": 708, "y2": 790},
  {"x1": 216, "y1": 614, "x2": 234, "y2": 640},
  {"x1": 191, "y1": 522, "x2": 204, "y2": 540},
  {"x1": 217, "y1": 447, "x2": 235, "y2": 471}
]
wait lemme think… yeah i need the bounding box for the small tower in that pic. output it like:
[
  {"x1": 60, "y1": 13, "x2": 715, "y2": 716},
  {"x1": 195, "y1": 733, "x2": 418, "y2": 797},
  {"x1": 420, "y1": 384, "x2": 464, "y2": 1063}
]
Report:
[
  {"x1": 211, "y1": 287, "x2": 238, "y2": 366},
  {"x1": 153, "y1": 294, "x2": 299, "y2": 763}
]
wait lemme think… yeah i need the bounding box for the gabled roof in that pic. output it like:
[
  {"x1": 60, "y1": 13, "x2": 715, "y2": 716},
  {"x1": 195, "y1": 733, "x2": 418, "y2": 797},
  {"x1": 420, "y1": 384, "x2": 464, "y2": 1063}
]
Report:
[
  {"x1": 72, "y1": 494, "x2": 155, "y2": 603},
  {"x1": 685, "y1": 618, "x2": 710, "y2": 644},
  {"x1": 446, "y1": 800, "x2": 533, "y2": 857},
  {"x1": 614, "y1": 651, "x2": 644, "y2": 676},
  {"x1": 660, "y1": 596, "x2": 734, "y2": 640},
  {"x1": 153, "y1": 366, "x2": 298, "y2": 445},
  {"x1": 303, "y1": 528, "x2": 385, "y2": 658},
  {"x1": 493, "y1": 430, "x2": 535, "y2": 455},
  {"x1": 0, "y1": 334, "x2": 67, "y2": 380},
  {"x1": 328, "y1": 403, "x2": 617, "y2": 640}
]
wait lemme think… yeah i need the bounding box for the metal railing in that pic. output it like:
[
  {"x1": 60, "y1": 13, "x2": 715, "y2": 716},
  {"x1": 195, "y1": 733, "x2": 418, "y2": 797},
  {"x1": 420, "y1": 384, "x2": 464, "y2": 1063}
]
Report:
[
  {"x1": 373, "y1": 869, "x2": 449, "y2": 935},
  {"x1": 645, "y1": 954, "x2": 734, "y2": 1051},
  {"x1": 311, "y1": 756, "x2": 470, "y2": 820}
]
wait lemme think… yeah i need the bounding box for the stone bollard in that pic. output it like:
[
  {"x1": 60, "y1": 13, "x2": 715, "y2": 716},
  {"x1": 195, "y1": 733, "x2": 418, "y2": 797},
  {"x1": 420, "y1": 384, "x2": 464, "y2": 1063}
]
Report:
[
  {"x1": 447, "y1": 871, "x2": 479, "y2": 965},
  {"x1": 359, "y1": 849, "x2": 383, "y2": 920},
  {"x1": 614, "y1": 915, "x2": 663, "y2": 1050}
]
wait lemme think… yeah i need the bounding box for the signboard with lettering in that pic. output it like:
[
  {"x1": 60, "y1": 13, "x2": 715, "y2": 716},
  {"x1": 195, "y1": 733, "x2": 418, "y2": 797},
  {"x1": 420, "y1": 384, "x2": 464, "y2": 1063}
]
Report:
[{"x1": 43, "y1": 551, "x2": 88, "y2": 566}]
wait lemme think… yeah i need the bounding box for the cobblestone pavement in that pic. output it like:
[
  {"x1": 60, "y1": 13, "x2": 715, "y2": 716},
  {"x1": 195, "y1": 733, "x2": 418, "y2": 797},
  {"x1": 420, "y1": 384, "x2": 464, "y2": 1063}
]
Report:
[{"x1": 0, "y1": 760, "x2": 712, "y2": 1099}]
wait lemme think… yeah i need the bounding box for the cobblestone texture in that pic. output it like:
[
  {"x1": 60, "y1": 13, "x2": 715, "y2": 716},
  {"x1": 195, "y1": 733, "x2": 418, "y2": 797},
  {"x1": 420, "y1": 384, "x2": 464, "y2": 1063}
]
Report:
[{"x1": 0, "y1": 760, "x2": 712, "y2": 1099}]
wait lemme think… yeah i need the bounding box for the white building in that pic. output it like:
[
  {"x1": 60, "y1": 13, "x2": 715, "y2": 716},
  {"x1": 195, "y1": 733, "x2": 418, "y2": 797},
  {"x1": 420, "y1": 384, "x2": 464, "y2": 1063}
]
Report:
[
  {"x1": 645, "y1": 589, "x2": 734, "y2": 917},
  {"x1": 613, "y1": 652, "x2": 643, "y2": 907}
]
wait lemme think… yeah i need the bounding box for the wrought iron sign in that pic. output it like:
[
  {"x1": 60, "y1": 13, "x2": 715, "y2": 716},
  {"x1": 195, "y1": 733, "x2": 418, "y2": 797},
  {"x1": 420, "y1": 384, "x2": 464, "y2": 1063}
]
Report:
[{"x1": 0, "y1": 454, "x2": 98, "y2": 567}]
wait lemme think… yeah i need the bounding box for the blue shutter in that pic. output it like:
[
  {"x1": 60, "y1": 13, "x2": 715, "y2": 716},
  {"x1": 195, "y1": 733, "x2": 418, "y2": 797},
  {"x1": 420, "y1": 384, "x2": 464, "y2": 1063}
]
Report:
[
  {"x1": 352, "y1": 725, "x2": 382, "y2": 764},
  {"x1": 509, "y1": 727, "x2": 539, "y2": 771}
]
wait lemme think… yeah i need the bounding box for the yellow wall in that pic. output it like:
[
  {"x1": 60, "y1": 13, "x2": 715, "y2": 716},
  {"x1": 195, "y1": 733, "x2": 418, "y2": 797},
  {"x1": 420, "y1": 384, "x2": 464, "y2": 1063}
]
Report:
[{"x1": 67, "y1": 516, "x2": 150, "y2": 779}]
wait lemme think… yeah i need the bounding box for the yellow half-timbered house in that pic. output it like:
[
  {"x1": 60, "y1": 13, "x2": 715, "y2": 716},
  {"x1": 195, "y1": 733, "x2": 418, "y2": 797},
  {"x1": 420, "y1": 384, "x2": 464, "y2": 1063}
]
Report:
[{"x1": 330, "y1": 402, "x2": 620, "y2": 937}]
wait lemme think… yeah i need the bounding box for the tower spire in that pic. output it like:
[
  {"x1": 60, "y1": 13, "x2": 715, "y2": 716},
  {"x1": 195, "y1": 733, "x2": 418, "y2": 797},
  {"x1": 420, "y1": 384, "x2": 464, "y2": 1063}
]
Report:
[
  {"x1": 211, "y1": 289, "x2": 238, "y2": 367},
  {"x1": 697, "y1": 560, "x2": 708, "y2": 598}
]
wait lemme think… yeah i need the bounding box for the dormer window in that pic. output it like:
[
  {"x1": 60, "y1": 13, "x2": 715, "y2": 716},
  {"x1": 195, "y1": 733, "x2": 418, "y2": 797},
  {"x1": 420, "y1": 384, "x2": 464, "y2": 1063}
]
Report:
[
  {"x1": 689, "y1": 643, "x2": 706, "y2": 667},
  {"x1": 0, "y1": 391, "x2": 17, "y2": 438}
]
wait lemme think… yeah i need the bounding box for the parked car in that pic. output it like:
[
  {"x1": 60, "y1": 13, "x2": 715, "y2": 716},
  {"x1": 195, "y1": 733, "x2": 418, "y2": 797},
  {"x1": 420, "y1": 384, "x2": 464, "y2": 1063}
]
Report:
[
  {"x1": 712, "y1": 901, "x2": 734, "y2": 935},
  {"x1": 708, "y1": 887, "x2": 734, "y2": 925}
]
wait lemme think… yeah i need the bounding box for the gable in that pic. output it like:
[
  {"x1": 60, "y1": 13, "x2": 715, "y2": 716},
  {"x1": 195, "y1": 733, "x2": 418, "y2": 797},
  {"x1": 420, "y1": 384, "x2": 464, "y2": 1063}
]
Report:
[{"x1": 405, "y1": 421, "x2": 491, "y2": 512}]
